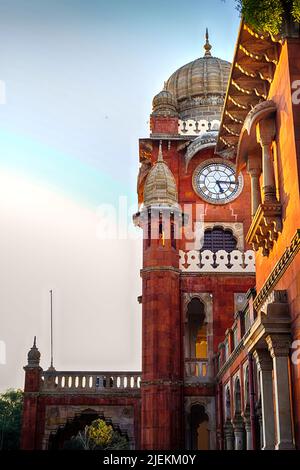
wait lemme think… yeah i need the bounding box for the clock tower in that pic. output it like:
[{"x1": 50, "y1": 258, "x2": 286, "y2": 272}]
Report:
[{"x1": 135, "y1": 32, "x2": 256, "y2": 450}]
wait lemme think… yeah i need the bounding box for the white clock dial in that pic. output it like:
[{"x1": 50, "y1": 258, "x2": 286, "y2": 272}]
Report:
[{"x1": 193, "y1": 161, "x2": 243, "y2": 204}]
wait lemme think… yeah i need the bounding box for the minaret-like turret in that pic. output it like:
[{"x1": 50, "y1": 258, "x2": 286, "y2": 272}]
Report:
[{"x1": 136, "y1": 141, "x2": 183, "y2": 449}]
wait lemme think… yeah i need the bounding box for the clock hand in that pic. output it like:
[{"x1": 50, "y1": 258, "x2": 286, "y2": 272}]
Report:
[
  {"x1": 216, "y1": 181, "x2": 224, "y2": 193},
  {"x1": 216, "y1": 180, "x2": 238, "y2": 186}
]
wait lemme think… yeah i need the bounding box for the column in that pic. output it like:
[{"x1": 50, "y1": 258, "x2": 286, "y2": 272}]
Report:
[
  {"x1": 232, "y1": 418, "x2": 245, "y2": 450},
  {"x1": 266, "y1": 334, "x2": 295, "y2": 450},
  {"x1": 253, "y1": 349, "x2": 275, "y2": 450},
  {"x1": 224, "y1": 422, "x2": 234, "y2": 450},
  {"x1": 244, "y1": 417, "x2": 252, "y2": 450},
  {"x1": 247, "y1": 157, "x2": 262, "y2": 218},
  {"x1": 256, "y1": 119, "x2": 276, "y2": 203}
]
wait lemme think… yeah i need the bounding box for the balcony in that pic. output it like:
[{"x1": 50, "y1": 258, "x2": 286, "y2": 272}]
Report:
[
  {"x1": 41, "y1": 371, "x2": 141, "y2": 395},
  {"x1": 179, "y1": 249, "x2": 255, "y2": 273},
  {"x1": 185, "y1": 358, "x2": 210, "y2": 382}
]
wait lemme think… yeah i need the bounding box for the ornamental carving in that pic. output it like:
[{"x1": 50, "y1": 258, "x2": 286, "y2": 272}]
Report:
[{"x1": 246, "y1": 202, "x2": 282, "y2": 256}]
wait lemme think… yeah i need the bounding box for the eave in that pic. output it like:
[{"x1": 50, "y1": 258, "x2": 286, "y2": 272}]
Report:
[{"x1": 216, "y1": 20, "x2": 282, "y2": 160}]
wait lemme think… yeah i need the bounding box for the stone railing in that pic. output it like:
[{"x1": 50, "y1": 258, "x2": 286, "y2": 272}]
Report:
[
  {"x1": 41, "y1": 371, "x2": 141, "y2": 394},
  {"x1": 178, "y1": 119, "x2": 220, "y2": 136},
  {"x1": 185, "y1": 358, "x2": 208, "y2": 379},
  {"x1": 179, "y1": 249, "x2": 255, "y2": 273}
]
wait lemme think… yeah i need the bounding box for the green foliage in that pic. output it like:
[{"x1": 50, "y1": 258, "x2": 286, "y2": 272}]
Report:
[
  {"x1": 292, "y1": 0, "x2": 300, "y2": 21},
  {"x1": 64, "y1": 418, "x2": 130, "y2": 450},
  {"x1": 235, "y1": 0, "x2": 300, "y2": 35},
  {"x1": 0, "y1": 389, "x2": 23, "y2": 450}
]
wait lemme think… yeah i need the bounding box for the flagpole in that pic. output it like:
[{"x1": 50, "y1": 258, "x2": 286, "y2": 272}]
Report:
[{"x1": 50, "y1": 289, "x2": 53, "y2": 369}]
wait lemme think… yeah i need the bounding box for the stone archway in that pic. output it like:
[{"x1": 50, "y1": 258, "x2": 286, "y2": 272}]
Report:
[
  {"x1": 190, "y1": 404, "x2": 209, "y2": 450},
  {"x1": 48, "y1": 408, "x2": 129, "y2": 450},
  {"x1": 43, "y1": 404, "x2": 135, "y2": 449},
  {"x1": 185, "y1": 397, "x2": 216, "y2": 450}
]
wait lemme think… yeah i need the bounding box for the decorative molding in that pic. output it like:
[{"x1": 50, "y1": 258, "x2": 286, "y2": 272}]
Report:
[
  {"x1": 179, "y1": 249, "x2": 255, "y2": 273},
  {"x1": 246, "y1": 202, "x2": 282, "y2": 256},
  {"x1": 254, "y1": 229, "x2": 300, "y2": 310},
  {"x1": 141, "y1": 379, "x2": 183, "y2": 386},
  {"x1": 141, "y1": 266, "x2": 180, "y2": 275},
  {"x1": 184, "y1": 132, "x2": 218, "y2": 169},
  {"x1": 266, "y1": 334, "x2": 291, "y2": 358}
]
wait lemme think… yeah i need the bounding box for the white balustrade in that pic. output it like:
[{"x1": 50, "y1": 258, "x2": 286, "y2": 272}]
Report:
[
  {"x1": 179, "y1": 249, "x2": 255, "y2": 273},
  {"x1": 41, "y1": 371, "x2": 141, "y2": 393},
  {"x1": 178, "y1": 119, "x2": 220, "y2": 136}
]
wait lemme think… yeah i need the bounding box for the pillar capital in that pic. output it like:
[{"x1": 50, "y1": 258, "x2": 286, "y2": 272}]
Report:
[
  {"x1": 256, "y1": 118, "x2": 276, "y2": 147},
  {"x1": 265, "y1": 334, "x2": 291, "y2": 358}
]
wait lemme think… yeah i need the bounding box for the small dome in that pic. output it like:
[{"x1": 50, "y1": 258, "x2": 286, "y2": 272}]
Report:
[
  {"x1": 144, "y1": 143, "x2": 178, "y2": 207},
  {"x1": 27, "y1": 337, "x2": 41, "y2": 367},
  {"x1": 152, "y1": 87, "x2": 178, "y2": 117}
]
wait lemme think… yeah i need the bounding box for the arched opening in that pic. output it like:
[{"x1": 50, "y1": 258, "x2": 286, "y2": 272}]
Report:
[
  {"x1": 201, "y1": 227, "x2": 237, "y2": 253},
  {"x1": 225, "y1": 387, "x2": 231, "y2": 422},
  {"x1": 186, "y1": 298, "x2": 208, "y2": 377},
  {"x1": 48, "y1": 410, "x2": 129, "y2": 450},
  {"x1": 190, "y1": 404, "x2": 209, "y2": 450},
  {"x1": 244, "y1": 367, "x2": 250, "y2": 414},
  {"x1": 234, "y1": 378, "x2": 241, "y2": 416}
]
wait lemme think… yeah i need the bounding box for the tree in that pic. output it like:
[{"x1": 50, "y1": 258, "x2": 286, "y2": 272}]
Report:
[
  {"x1": 235, "y1": 0, "x2": 300, "y2": 35},
  {"x1": 0, "y1": 389, "x2": 23, "y2": 450},
  {"x1": 64, "y1": 418, "x2": 130, "y2": 450}
]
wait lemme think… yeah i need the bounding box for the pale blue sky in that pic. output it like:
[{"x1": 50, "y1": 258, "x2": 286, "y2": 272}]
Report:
[{"x1": 0, "y1": 0, "x2": 240, "y2": 390}]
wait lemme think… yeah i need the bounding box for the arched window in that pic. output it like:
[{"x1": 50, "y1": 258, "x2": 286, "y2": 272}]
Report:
[
  {"x1": 187, "y1": 298, "x2": 207, "y2": 360},
  {"x1": 201, "y1": 227, "x2": 237, "y2": 253},
  {"x1": 234, "y1": 378, "x2": 242, "y2": 415}
]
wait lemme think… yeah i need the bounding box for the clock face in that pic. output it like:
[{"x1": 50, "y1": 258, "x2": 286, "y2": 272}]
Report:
[{"x1": 193, "y1": 161, "x2": 243, "y2": 204}]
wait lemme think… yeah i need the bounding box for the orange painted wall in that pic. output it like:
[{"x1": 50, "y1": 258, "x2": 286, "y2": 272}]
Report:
[{"x1": 255, "y1": 40, "x2": 300, "y2": 292}]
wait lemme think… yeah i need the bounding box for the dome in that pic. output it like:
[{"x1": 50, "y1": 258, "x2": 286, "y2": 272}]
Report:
[
  {"x1": 152, "y1": 87, "x2": 178, "y2": 117},
  {"x1": 144, "y1": 143, "x2": 178, "y2": 207},
  {"x1": 165, "y1": 30, "x2": 231, "y2": 120}
]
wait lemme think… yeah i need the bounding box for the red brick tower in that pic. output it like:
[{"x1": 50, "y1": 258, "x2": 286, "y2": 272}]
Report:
[{"x1": 136, "y1": 142, "x2": 183, "y2": 449}]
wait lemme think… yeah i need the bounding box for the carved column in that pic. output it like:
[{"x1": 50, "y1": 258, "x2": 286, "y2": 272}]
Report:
[
  {"x1": 247, "y1": 158, "x2": 262, "y2": 218},
  {"x1": 224, "y1": 422, "x2": 234, "y2": 450},
  {"x1": 232, "y1": 418, "x2": 245, "y2": 450},
  {"x1": 253, "y1": 349, "x2": 275, "y2": 450},
  {"x1": 266, "y1": 334, "x2": 295, "y2": 450},
  {"x1": 256, "y1": 119, "x2": 276, "y2": 203}
]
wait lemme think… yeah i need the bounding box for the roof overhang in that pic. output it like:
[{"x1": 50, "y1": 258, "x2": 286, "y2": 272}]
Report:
[{"x1": 216, "y1": 20, "x2": 282, "y2": 165}]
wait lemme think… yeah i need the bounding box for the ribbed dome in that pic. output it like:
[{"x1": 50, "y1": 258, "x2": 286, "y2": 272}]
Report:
[
  {"x1": 152, "y1": 87, "x2": 178, "y2": 117},
  {"x1": 165, "y1": 30, "x2": 231, "y2": 120},
  {"x1": 144, "y1": 143, "x2": 178, "y2": 207}
]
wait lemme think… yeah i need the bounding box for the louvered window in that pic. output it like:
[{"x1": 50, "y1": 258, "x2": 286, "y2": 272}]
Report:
[{"x1": 201, "y1": 228, "x2": 237, "y2": 253}]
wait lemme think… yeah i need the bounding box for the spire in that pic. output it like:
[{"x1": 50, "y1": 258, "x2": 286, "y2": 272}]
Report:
[
  {"x1": 158, "y1": 140, "x2": 164, "y2": 162},
  {"x1": 204, "y1": 28, "x2": 212, "y2": 57},
  {"x1": 27, "y1": 336, "x2": 41, "y2": 367}
]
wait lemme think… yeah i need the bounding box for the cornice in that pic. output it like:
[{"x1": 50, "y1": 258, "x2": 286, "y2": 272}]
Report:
[{"x1": 254, "y1": 229, "x2": 300, "y2": 309}]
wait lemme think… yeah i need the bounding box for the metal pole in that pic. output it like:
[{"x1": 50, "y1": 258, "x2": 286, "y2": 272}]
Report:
[{"x1": 50, "y1": 290, "x2": 53, "y2": 369}]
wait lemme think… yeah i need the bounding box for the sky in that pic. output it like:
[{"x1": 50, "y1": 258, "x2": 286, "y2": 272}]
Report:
[{"x1": 0, "y1": 0, "x2": 240, "y2": 390}]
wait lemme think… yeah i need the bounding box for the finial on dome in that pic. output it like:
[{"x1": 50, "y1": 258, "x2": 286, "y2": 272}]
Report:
[
  {"x1": 204, "y1": 28, "x2": 212, "y2": 57},
  {"x1": 163, "y1": 81, "x2": 167, "y2": 90},
  {"x1": 158, "y1": 140, "x2": 164, "y2": 162}
]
